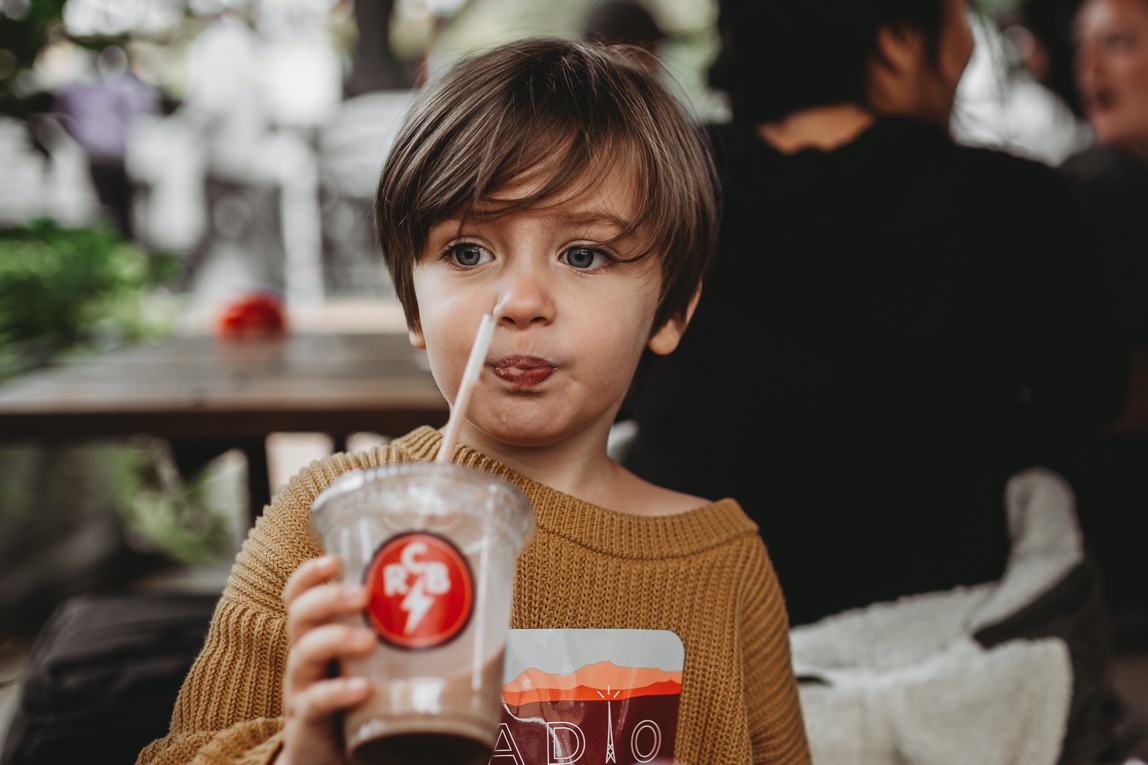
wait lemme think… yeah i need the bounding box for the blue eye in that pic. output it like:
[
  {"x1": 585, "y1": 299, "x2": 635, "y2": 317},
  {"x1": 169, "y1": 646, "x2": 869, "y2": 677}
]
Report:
[
  {"x1": 449, "y1": 243, "x2": 490, "y2": 267},
  {"x1": 562, "y1": 246, "x2": 610, "y2": 270}
]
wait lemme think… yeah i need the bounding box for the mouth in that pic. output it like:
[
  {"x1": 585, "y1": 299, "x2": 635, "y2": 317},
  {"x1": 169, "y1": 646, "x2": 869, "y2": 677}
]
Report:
[
  {"x1": 491, "y1": 355, "x2": 557, "y2": 388},
  {"x1": 1087, "y1": 88, "x2": 1117, "y2": 114}
]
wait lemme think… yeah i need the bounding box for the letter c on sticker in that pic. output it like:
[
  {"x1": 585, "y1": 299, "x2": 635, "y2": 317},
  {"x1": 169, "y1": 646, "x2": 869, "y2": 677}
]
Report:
[{"x1": 399, "y1": 540, "x2": 428, "y2": 572}]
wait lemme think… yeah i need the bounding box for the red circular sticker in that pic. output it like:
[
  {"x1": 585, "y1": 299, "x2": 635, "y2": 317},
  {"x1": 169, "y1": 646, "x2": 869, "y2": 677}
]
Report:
[{"x1": 364, "y1": 532, "x2": 474, "y2": 649}]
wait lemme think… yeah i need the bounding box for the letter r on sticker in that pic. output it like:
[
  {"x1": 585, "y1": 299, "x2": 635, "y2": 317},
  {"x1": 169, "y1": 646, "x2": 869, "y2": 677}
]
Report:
[{"x1": 383, "y1": 563, "x2": 407, "y2": 595}]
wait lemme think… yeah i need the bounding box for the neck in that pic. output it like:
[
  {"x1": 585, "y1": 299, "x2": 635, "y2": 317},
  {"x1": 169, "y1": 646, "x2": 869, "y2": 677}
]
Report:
[
  {"x1": 756, "y1": 103, "x2": 877, "y2": 153},
  {"x1": 453, "y1": 421, "x2": 620, "y2": 505},
  {"x1": 1108, "y1": 137, "x2": 1148, "y2": 163}
]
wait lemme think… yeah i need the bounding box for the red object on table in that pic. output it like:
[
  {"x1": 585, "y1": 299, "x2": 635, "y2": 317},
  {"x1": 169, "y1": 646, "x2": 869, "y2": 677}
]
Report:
[{"x1": 217, "y1": 292, "x2": 288, "y2": 338}]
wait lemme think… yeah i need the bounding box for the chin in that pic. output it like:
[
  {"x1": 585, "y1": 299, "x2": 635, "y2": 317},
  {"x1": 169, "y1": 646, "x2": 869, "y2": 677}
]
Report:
[
  {"x1": 1090, "y1": 120, "x2": 1128, "y2": 148},
  {"x1": 477, "y1": 423, "x2": 564, "y2": 450}
]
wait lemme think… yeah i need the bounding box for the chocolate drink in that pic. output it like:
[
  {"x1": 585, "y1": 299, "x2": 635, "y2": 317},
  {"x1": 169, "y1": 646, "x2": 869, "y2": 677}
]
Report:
[
  {"x1": 347, "y1": 650, "x2": 504, "y2": 765},
  {"x1": 352, "y1": 732, "x2": 491, "y2": 765}
]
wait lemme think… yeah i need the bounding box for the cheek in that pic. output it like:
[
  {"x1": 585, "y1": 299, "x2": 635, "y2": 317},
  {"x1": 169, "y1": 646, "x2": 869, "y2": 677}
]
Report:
[
  {"x1": 574, "y1": 283, "x2": 652, "y2": 344},
  {"x1": 411, "y1": 276, "x2": 466, "y2": 386},
  {"x1": 1106, "y1": 53, "x2": 1148, "y2": 135},
  {"x1": 411, "y1": 271, "x2": 470, "y2": 330},
  {"x1": 1128, "y1": 50, "x2": 1148, "y2": 90},
  {"x1": 583, "y1": 324, "x2": 652, "y2": 403},
  {"x1": 421, "y1": 323, "x2": 469, "y2": 399},
  {"x1": 598, "y1": 305, "x2": 659, "y2": 370}
]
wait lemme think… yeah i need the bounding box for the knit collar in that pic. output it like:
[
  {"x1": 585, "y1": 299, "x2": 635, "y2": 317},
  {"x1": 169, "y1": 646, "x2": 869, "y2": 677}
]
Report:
[{"x1": 387, "y1": 427, "x2": 758, "y2": 560}]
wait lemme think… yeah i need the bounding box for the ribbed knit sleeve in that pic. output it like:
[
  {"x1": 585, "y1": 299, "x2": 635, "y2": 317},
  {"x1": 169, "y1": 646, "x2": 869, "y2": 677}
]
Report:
[
  {"x1": 742, "y1": 544, "x2": 811, "y2": 763},
  {"x1": 137, "y1": 426, "x2": 810, "y2": 764}
]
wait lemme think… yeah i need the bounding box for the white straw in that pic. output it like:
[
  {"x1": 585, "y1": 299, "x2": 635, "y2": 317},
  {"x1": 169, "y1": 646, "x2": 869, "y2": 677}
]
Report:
[{"x1": 436, "y1": 313, "x2": 495, "y2": 463}]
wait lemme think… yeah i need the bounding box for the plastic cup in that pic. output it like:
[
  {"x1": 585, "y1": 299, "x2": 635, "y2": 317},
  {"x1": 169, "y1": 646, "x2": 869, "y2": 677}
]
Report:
[{"x1": 310, "y1": 461, "x2": 534, "y2": 765}]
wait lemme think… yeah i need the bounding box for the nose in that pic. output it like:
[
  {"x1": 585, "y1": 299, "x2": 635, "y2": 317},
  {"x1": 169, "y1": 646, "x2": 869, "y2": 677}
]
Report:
[
  {"x1": 492, "y1": 262, "x2": 555, "y2": 329},
  {"x1": 1075, "y1": 44, "x2": 1102, "y2": 93}
]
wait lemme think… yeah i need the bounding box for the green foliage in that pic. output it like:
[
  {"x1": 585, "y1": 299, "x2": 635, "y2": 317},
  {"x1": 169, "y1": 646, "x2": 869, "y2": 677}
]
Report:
[
  {"x1": 0, "y1": 0, "x2": 67, "y2": 75},
  {"x1": 0, "y1": 439, "x2": 237, "y2": 576},
  {"x1": 0, "y1": 217, "x2": 181, "y2": 379},
  {"x1": 0, "y1": 217, "x2": 231, "y2": 569},
  {"x1": 0, "y1": 0, "x2": 66, "y2": 149},
  {"x1": 113, "y1": 441, "x2": 237, "y2": 565}
]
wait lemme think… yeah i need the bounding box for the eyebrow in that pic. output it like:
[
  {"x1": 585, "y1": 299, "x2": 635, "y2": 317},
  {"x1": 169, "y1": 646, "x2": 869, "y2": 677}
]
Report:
[
  {"x1": 554, "y1": 210, "x2": 633, "y2": 232},
  {"x1": 449, "y1": 197, "x2": 638, "y2": 236}
]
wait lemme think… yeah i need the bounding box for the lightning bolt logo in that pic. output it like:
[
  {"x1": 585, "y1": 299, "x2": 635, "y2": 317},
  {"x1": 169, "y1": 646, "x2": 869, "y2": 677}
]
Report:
[
  {"x1": 364, "y1": 532, "x2": 474, "y2": 649},
  {"x1": 400, "y1": 576, "x2": 435, "y2": 634}
]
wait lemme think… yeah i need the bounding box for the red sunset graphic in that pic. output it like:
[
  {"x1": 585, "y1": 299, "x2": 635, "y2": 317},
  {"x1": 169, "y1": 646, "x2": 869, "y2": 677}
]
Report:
[{"x1": 502, "y1": 661, "x2": 682, "y2": 703}]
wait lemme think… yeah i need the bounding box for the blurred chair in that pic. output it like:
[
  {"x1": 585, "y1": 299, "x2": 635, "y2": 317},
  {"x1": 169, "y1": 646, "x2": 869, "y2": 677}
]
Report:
[
  {"x1": 180, "y1": 174, "x2": 286, "y2": 296},
  {"x1": 793, "y1": 468, "x2": 1135, "y2": 765},
  {"x1": 315, "y1": 90, "x2": 413, "y2": 299}
]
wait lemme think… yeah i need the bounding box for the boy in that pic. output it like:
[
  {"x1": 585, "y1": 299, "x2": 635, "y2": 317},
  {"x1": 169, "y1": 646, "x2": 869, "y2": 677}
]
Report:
[{"x1": 138, "y1": 38, "x2": 810, "y2": 765}]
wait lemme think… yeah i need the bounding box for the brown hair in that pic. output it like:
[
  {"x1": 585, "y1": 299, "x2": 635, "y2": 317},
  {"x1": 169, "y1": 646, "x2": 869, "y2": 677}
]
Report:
[{"x1": 374, "y1": 37, "x2": 718, "y2": 336}]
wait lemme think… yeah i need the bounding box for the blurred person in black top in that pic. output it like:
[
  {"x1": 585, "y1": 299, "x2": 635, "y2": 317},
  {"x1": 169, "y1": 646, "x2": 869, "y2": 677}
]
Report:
[
  {"x1": 1057, "y1": 0, "x2": 1148, "y2": 623},
  {"x1": 582, "y1": 0, "x2": 667, "y2": 55},
  {"x1": 622, "y1": 0, "x2": 1129, "y2": 629}
]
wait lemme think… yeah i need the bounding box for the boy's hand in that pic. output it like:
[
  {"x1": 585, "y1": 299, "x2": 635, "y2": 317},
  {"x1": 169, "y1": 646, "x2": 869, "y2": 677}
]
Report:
[{"x1": 276, "y1": 555, "x2": 375, "y2": 765}]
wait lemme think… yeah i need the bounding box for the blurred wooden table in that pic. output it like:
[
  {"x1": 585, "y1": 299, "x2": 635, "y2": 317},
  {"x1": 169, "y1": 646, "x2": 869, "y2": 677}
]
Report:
[{"x1": 0, "y1": 332, "x2": 448, "y2": 518}]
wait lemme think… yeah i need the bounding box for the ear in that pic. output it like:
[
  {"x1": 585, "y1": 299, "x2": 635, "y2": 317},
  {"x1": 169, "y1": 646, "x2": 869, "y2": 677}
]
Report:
[
  {"x1": 408, "y1": 324, "x2": 426, "y2": 350},
  {"x1": 647, "y1": 286, "x2": 702, "y2": 356},
  {"x1": 872, "y1": 22, "x2": 922, "y2": 76},
  {"x1": 868, "y1": 23, "x2": 925, "y2": 111}
]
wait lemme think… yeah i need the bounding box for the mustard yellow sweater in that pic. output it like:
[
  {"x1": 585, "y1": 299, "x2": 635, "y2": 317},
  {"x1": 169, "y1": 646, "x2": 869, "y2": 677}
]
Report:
[{"x1": 137, "y1": 427, "x2": 810, "y2": 765}]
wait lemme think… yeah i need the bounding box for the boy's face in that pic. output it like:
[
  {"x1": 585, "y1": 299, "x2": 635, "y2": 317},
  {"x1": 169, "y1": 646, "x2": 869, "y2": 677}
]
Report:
[{"x1": 409, "y1": 169, "x2": 689, "y2": 449}]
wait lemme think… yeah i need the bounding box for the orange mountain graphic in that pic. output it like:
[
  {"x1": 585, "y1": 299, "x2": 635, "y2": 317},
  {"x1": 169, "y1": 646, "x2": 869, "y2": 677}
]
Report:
[{"x1": 503, "y1": 661, "x2": 682, "y2": 705}]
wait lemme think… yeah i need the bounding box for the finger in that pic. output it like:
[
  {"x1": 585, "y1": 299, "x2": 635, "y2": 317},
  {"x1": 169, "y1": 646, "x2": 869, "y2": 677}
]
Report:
[
  {"x1": 286, "y1": 581, "x2": 369, "y2": 644},
  {"x1": 286, "y1": 622, "x2": 376, "y2": 689},
  {"x1": 283, "y1": 555, "x2": 340, "y2": 606},
  {"x1": 286, "y1": 675, "x2": 372, "y2": 724}
]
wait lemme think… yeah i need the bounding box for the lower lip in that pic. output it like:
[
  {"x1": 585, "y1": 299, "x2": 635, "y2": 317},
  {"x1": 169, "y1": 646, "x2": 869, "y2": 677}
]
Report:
[{"x1": 493, "y1": 367, "x2": 553, "y2": 388}]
